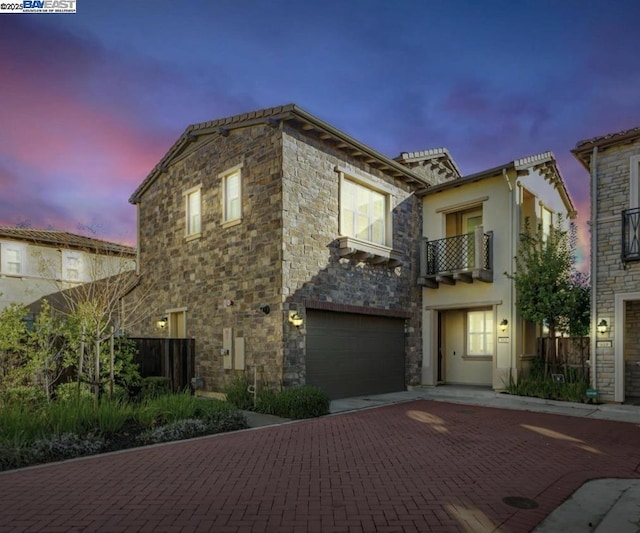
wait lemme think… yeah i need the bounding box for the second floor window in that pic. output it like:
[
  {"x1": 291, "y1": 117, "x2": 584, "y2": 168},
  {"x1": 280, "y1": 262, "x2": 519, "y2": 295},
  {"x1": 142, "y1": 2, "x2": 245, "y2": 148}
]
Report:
[
  {"x1": 222, "y1": 168, "x2": 242, "y2": 224},
  {"x1": 1, "y1": 243, "x2": 24, "y2": 275},
  {"x1": 341, "y1": 178, "x2": 389, "y2": 246},
  {"x1": 185, "y1": 187, "x2": 202, "y2": 237}
]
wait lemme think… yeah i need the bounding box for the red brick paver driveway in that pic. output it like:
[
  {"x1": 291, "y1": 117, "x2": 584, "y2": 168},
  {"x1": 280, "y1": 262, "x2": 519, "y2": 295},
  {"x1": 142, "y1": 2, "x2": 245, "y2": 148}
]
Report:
[{"x1": 1, "y1": 400, "x2": 639, "y2": 532}]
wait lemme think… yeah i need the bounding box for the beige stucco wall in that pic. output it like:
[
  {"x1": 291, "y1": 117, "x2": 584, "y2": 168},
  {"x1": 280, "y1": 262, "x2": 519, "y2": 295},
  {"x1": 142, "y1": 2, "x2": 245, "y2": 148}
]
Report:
[
  {"x1": 0, "y1": 241, "x2": 134, "y2": 310},
  {"x1": 421, "y1": 165, "x2": 574, "y2": 389}
]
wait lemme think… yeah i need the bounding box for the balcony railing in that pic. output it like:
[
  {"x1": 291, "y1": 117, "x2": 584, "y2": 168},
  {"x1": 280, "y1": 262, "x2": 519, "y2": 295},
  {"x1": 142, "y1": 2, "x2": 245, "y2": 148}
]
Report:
[
  {"x1": 419, "y1": 227, "x2": 493, "y2": 288},
  {"x1": 622, "y1": 207, "x2": 640, "y2": 262}
]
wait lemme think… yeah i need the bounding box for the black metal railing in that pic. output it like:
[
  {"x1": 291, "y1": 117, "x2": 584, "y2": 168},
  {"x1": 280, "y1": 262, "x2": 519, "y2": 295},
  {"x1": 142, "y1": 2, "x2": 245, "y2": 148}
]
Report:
[
  {"x1": 422, "y1": 231, "x2": 493, "y2": 276},
  {"x1": 622, "y1": 207, "x2": 640, "y2": 262}
]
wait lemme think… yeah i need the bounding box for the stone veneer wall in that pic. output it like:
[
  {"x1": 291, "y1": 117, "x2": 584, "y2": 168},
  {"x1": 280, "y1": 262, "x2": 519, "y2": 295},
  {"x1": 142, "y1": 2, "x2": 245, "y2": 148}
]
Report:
[
  {"x1": 129, "y1": 124, "x2": 285, "y2": 392},
  {"x1": 594, "y1": 140, "x2": 640, "y2": 400},
  {"x1": 280, "y1": 126, "x2": 423, "y2": 388}
]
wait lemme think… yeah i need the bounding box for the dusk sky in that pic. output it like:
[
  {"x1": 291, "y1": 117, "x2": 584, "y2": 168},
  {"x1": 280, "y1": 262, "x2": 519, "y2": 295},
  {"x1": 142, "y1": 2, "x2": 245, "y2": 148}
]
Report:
[{"x1": 1, "y1": 1, "x2": 639, "y2": 268}]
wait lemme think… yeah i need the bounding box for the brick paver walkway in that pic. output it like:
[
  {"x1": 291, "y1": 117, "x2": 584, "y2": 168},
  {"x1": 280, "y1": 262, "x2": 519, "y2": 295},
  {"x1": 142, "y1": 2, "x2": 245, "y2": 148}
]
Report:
[{"x1": 1, "y1": 400, "x2": 639, "y2": 532}]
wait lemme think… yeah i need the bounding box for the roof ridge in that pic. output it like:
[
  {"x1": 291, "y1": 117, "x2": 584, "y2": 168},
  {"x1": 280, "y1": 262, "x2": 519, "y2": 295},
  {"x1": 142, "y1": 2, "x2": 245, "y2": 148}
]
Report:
[{"x1": 575, "y1": 126, "x2": 640, "y2": 149}]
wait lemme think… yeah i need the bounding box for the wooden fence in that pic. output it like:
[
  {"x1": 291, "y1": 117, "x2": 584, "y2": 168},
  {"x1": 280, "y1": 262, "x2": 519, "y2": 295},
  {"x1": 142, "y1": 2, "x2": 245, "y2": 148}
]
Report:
[
  {"x1": 539, "y1": 336, "x2": 590, "y2": 378},
  {"x1": 130, "y1": 338, "x2": 195, "y2": 392}
]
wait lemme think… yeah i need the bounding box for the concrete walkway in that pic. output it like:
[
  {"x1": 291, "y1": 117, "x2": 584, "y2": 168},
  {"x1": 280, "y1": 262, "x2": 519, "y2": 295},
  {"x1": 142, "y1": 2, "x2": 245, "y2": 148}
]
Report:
[{"x1": 0, "y1": 387, "x2": 638, "y2": 532}]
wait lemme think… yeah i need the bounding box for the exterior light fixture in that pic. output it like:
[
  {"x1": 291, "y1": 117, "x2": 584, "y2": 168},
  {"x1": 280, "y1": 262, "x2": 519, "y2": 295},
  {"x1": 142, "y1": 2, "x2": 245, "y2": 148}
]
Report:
[
  {"x1": 597, "y1": 319, "x2": 608, "y2": 335},
  {"x1": 259, "y1": 304, "x2": 270, "y2": 315},
  {"x1": 156, "y1": 316, "x2": 168, "y2": 330},
  {"x1": 289, "y1": 311, "x2": 303, "y2": 328},
  {"x1": 499, "y1": 319, "x2": 508, "y2": 333}
]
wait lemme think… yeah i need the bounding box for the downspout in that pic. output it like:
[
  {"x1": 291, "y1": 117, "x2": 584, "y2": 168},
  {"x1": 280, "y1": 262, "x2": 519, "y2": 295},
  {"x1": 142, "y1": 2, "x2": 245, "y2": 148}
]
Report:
[
  {"x1": 504, "y1": 168, "x2": 515, "y2": 383},
  {"x1": 590, "y1": 147, "x2": 598, "y2": 390}
]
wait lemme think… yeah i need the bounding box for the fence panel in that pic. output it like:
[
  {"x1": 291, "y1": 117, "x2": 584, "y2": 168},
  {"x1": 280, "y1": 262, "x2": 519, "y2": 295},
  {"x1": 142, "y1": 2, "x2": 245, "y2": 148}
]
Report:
[{"x1": 130, "y1": 338, "x2": 195, "y2": 392}]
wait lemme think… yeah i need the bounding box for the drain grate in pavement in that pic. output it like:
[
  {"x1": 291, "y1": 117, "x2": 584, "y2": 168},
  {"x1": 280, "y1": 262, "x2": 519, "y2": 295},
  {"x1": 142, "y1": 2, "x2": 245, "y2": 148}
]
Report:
[{"x1": 502, "y1": 496, "x2": 539, "y2": 509}]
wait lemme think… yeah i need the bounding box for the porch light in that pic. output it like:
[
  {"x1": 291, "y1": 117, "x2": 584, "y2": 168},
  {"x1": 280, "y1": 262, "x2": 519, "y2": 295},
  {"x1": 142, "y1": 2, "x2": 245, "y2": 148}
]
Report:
[
  {"x1": 155, "y1": 316, "x2": 168, "y2": 330},
  {"x1": 499, "y1": 319, "x2": 508, "y2": 332},
  {"x1": 289, "y1": 311, "x2": 303, "y2": 328},
  {"x1": 597, "y1": 319, "x2": 608, "y2": 335}
]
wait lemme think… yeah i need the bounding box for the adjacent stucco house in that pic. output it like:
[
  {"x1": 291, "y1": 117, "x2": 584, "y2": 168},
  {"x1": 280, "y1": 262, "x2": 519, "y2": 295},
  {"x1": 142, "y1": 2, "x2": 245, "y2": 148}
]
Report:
[
  {"x1": 418, "y1": 152, "x2": 576, "y2": 390},
  {"x1": 0, "y1": 227, "x2": 136, "y2": 312},
  {"x1": 126, "y1": 104, "x2": 443, "y2": 399},
  {"x1": 572, "y1": 127, "x2": 640, "y2": 403}
]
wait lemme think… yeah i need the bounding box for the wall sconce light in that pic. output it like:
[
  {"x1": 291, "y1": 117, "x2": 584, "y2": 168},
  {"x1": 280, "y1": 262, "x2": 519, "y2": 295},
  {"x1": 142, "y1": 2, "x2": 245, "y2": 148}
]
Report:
[
  {"x1": 499, "y1": 319, "x2": 508, "y2": 333},
  {"x1": 155, "y1": 316, "x2": 168, "y2": 330},
  {"x1": 259, "y1": 304, "x2": 270, "y2": 315},
  {"x1": 289, "y1": 311, "x2": 303, "y2": 328},
  {"x1": 597, "y1": 319, "x2": 608, "y2": 335}
]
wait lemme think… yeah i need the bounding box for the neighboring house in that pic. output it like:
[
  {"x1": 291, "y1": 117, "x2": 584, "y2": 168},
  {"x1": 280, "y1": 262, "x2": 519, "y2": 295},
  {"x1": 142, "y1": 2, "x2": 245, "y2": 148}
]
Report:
[
  {"x1": 572, "y1": 127, "x2": 640, "y2": 403},
  {"x1": 125, "y1": 103, "x2": 577, "y2": 399},
  {"x1": 0, "y1": 227, "x2": 136, "y2": 312},
  {"x1": 418, "y1": 152, "x2": 576, "y2": 390},
  {"x1": 126, "y1": 104, "x2": 442, "y2": 399}
]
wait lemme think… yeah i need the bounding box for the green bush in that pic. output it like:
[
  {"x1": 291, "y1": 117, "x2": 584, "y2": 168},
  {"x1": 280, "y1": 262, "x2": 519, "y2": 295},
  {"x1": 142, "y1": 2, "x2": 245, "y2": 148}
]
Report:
[
  {"x1": 55, "y1": 382, "x2": 94, "y2": 403},
  {"x1": 255, "y1": 387, "x2": 279, "y2": 415},
  {"x1": 141, "y1": 376, "x2": 171, "y2": 400},
  {"x1": 223, "y1": 374, "x2": 254, "y2": 410},
  {"x1": 138, "y1": 419, "x2": 210, "y2": 445},
  {"x1": 0, "y1": 385, "x2": 48, "y2": 410},
  {"x1": 269, "y1": 385, "x2": 330, "y2": 419},
  {"x1": 200, "y1": 401, "x2": 248, "y2": 432}
]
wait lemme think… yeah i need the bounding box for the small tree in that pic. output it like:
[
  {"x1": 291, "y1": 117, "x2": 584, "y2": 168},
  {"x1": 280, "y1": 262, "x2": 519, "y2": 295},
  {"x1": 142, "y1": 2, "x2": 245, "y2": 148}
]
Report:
[{"x1": 506, "y1": 217, "x2": 590, "y2": 372}]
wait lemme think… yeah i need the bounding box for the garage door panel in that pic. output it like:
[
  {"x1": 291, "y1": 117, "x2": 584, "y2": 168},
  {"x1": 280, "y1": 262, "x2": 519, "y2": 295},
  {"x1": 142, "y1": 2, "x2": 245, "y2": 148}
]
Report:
[{"x1": 306, "y1": 310, "x2": 405, "y2": 399}]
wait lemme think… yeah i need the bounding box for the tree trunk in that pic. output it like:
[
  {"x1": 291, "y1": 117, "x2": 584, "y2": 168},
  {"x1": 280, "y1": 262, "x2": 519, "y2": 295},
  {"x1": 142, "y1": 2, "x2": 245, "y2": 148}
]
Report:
[
  {"x1": 109, "y1": 327, "x2": 115, "y2": 399},
  {"x1": 94, "y1": 339, "x2": 100, "y2": 406}
]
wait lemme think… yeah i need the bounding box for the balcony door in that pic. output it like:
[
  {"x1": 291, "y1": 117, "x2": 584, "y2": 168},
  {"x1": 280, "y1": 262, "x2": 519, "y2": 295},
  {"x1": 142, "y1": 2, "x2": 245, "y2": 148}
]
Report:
[{"x1": 462, "y1": 209, "x2": 482, "y2": 269}]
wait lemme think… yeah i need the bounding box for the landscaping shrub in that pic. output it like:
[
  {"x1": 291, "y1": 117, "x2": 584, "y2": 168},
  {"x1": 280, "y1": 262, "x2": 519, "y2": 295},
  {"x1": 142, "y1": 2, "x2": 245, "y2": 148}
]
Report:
[
  {"x1": 0, "y1": 385, "x2": 48, "y2": 410},
  {"x1": 223, "y1": 373, "x2": 254, "y2": 410},
  {"x1": 55, "y1": 382, "x2": 94, "y2": 403},
  {"x1": 255, "y1": 387, "x2": 279, "y2": 415},
  {"x1": 200, "y1": 401, "x2": 248, "y2": 432},
  {"x1": 141, "y1": 376, "x2": 171, "y2": 400},
  {"x1": 270, "y1": 385, "x2": 330, "y2": 419},
  {"x1": 138, "y1": 419, "x2": 210, "y2": 445},
  {"x1": 30, "y1": 432, "x2": 104, "y2": 464}
]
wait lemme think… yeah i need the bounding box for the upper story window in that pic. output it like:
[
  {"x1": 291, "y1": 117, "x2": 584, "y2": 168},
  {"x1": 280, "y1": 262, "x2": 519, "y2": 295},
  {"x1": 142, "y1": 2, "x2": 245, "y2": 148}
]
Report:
[
  {"x1": 1, "y1": 242, "x2": 24, "y2": 276},
  {"x1": 629, "y1": 155, "x2": 640, "y2": 209},
  {"x1": 184, "y1": 185, "x2": 202, "y2": 238},
  {"x1": 339, "y1": 170, "x2": 392, "y2": 248},
  {"x1": 62, "y1": 251, "x2": 83, "y2": 281},
  {"x1": 221, "y1": 164, "x2": 243, "y2": 226},
  {"x1": 540, "y1": 204, "x2": 553, "y2": 242},
  {"x1": 467, "y1": 309, "x2": 493, "y2": 356}
]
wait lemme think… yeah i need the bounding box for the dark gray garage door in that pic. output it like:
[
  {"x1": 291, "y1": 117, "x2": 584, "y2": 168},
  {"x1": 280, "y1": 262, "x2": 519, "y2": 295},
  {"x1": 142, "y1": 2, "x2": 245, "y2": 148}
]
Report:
[{"x1": 306, "y1": 310, "x2": 405, "y2": 399}]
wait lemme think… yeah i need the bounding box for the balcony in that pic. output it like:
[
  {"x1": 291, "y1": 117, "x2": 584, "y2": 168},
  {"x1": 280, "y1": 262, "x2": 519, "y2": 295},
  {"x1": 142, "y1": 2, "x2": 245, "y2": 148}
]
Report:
[
  {"x1": 622, "y1": 207, "x2": 640, "y2": 262},
  {"x1": 419, "y1": 227, "x2": 493, "y2": 288}
]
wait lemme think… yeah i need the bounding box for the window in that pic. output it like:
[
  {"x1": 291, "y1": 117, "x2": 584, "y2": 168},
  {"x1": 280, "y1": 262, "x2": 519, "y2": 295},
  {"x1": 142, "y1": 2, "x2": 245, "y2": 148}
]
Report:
[
  {"x1": 341, "y1": 177, "x2": 389, "y2": 246},
  {"x1": 467, "y1": 309, "x2": 493, "y2": 356},
  {"x1": 184, "y1": 186, "x2": 202, "y2": 237},
  {"x1": 62, "y1": 251, "x2": 83, "y2": 281},
  {"x1": 541, "y1": 205, "x2": 553, "y2": 242},
  {"x1": 1, "y1": 243, "x2": 24, "y2": 275},
  {"x1": 630, "y1": 155, "x2": 640, "y2": 209},
  {"x1": 220, "y1": 165, "x2": 242, "y2": 225}
]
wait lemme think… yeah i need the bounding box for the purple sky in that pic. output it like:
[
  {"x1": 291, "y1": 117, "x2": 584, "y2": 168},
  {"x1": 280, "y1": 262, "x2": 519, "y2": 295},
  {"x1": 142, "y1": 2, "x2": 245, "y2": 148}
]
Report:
[{"x1": 1, "y1": 1, "x2": 639, "y2": 268}]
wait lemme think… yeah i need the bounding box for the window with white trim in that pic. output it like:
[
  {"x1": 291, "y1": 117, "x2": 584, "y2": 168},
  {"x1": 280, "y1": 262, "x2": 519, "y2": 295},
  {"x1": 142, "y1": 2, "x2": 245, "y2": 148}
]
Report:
[
  {"x1": 221, "y1": 165, "x2": 242, "y2": 225},
  {"x1": 62, "y1": 251, "x2": 83, "y2": 281},
  {"x1": 184, "y1": 186, "x2": 202, "y2": 237},
  {"x1": 340, "y1": 177, "x2": 390, "y2": 247},
  {"x1": 630, "y1": 155, "x2": 640, "y2": 209},
  {"x1": 467, "y1": 309, "x2": 493, "y2": 356},
  {"x1": 541, "y1": 205, "x2": 553, "y2": 242},
  {"x1": 1, "y1": 242, "x2": 24, "y2": 276}
]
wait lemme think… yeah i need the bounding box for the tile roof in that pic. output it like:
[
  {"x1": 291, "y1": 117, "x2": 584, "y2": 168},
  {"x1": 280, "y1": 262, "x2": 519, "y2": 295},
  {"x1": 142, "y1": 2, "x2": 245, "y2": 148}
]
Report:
[
  {"x1": 0, "y1": 227, "x2": 135, "y2": 256},
  {"x1": 574, "y1": 126, "x2": 640, "y2": 151},
  {"x1": 129, "y1": 104, "x2": 431, "y2": 203}
]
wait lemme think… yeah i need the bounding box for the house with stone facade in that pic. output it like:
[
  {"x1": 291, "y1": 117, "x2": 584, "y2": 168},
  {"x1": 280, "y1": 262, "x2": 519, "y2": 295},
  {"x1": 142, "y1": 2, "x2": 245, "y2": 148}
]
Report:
[
  {"x1": 126, "y1": 104, "x2": 444, "y2": 399},
  {"x1": 572, "y1": 127, "x2": 640, "y2": 403},
  {"x1": 0, "y1": 227, "x2": 135, "y2": 312},
  {"x1": 125, "y1": 103, "x2": 577, "y2": 399},
  {"x1": 417, "y1": 152, "x2": 576, "y2": 390}
]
